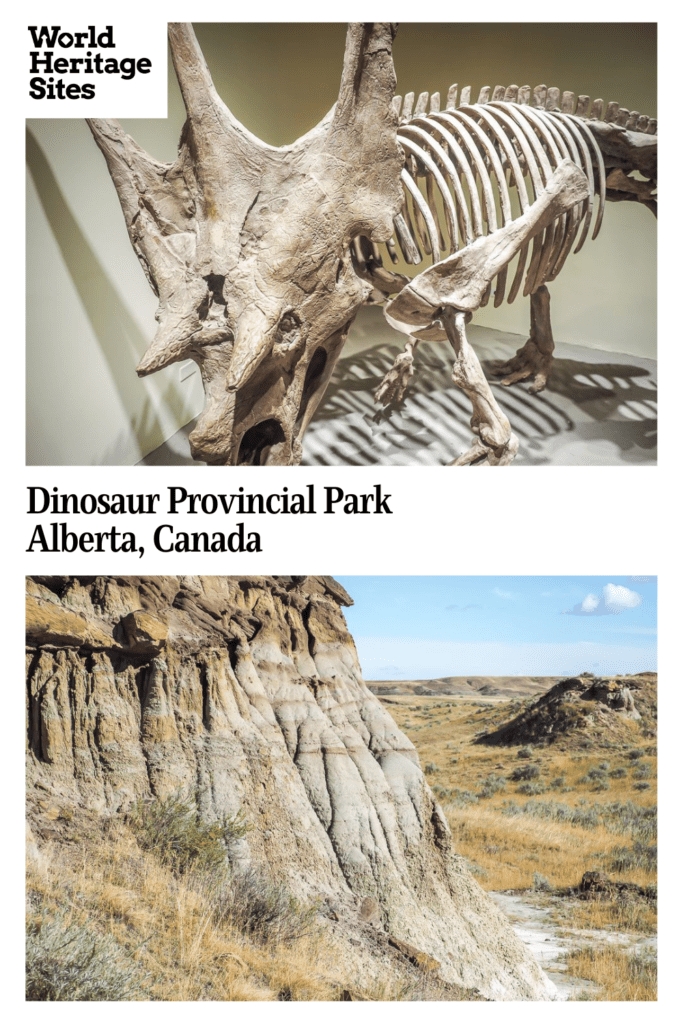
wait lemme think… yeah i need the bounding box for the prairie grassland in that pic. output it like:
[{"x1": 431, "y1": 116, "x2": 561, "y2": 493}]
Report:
[
  {"x1": 565, "y1": 946, "x2": 657, "y2": 1001},
  {"x1": 384, "y1": 687, "x2": 657, "y2": 1000},
  {"x1": 384, "y1": 690, "x2": 657, "y2": 895}
]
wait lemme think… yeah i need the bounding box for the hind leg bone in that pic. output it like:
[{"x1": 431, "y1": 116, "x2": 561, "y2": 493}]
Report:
[
  {"x1": 492, "y1": 284, "x2": 555, "y2": 394},
  {"x1": 443, "y1": 308, "x2": 519, "y2": 466}
]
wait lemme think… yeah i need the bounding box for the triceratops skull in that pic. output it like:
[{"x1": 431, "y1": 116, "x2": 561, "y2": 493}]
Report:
[{"x1": 88, "y1": 23, "x2": 403, "y2": 464}]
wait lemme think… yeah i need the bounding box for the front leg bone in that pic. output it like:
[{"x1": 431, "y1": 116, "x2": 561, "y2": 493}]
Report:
[
  {"x1": 375, "y1": 336, "x2": 419, "y2": 405},
  {"x1": 442, "y1": 309, "x2": 519, "y2": 466}
]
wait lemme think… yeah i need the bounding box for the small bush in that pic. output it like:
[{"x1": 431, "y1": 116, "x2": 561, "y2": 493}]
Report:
[
  {"x1": 128, "y1": 794, "x2": 251, "y2": 875},
  {"x1": 477, "y1": 773, "x2": 507, "y2": 799},
  {"x1": 532, "y1": 872, "x2": 552, "y2": 892},
  {"x1": 607, "y1": 841, "x2": 657, "y2": 874},
  {"x1": 444, "y1": 789, "x2": 479, "y2": 808},
  {"x1": 633, "y1": 781, "x2": 651, "y2": 791},
  {"x1": 509, "y1": 764, "x2": 540, "y2": 782},
  {"x1": 633, "y1": 763, "x2": 652, "y2": 780},
  {"x1": 610, "y1": 767, "x2": 628, "y2": 778},
  {"x1": 213, "y1": 869, "x2": 319, "y2": 946},
  {"x1": 516, "y1": 781, "x2": 547, "y2": 796},
  {"x1": 598, "y1": 761, "x2": 611, "y2": 772},
  {"x1": 549, "y1": 776, "x2": 566, "y2": 790},
  {"x1": 424, "y1": 762, "x2": 438, "y2": 775},
  {"x1": 626, "y1": 749, "x2": 644, "y2": 760},
  {"x1": 517, "y1": 747, "x2": 533, "y2": 759},
  {"x1": 26, "y1": 913, "x2": 148, "y2": 1001},
  {"x1": 461, "y1": 857, "x2": 488, "y2": 879}
]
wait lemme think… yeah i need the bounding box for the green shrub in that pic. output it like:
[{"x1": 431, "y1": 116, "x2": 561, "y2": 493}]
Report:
[
  {"x1": 633, "y1": 781, "x2": 651, "y2": 791},
  {"x1": 213, "y1": 869, "x2": 319, "y2": 946},
  {"x1": 444, "y1": 789, "x2": 479, "y2": 808},
  {"x1": 633, "y1": 763, "x2": 652, "y2": 779},
  {"x1": 424, "y1": 762, "x2": 438, "y2": 775},
  {"x1": 532, "y1": 872, "x2": 552, "y2": 892},
  {"x1": 128, "y1": 794, "x2": 251, "y2": 875},
  {"x1": 516, "y1": 781, "x2": 547, "y2": 796},
  {"x1": 626, "y1": 749, "x2": 644, "y2": 760},
  {"x1": 477, "y1": 773, "x2": 507, "y2": 799},
  {"x1": 517, "y1": 747, "x2": 533, "y2": 759},
  {"x1": 549, "y1": 776, "x2": 566, "y2": 789},
  {"x1": 610, "y1": 767, "x2": 628, "y2": 778},
  {"x1": 26, "y1": 913, "x2": 148, "y2": 1001}
]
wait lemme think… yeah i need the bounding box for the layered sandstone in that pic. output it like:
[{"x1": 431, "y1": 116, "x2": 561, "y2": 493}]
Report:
[{"x1": 26, "y1": 575, "x2": 555, "y2": 999}]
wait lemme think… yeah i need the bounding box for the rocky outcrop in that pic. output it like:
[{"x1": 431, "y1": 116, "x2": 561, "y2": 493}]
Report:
[
  {"x1": 476, "y1": 675, "x2": 648, "y2": 747},
  {"x1": 26, "y1": 575, "x2": 555, "y2": 1000}
]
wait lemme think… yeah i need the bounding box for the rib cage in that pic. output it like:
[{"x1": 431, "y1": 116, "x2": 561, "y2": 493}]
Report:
[{"x1": 387, "y1": 98, "x2": 608, "y2": 306}]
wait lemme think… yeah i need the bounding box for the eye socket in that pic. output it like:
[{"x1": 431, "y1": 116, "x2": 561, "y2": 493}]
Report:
[
  {"x1": 278, "y1": 311, "x2": 301, "y2": 335},
  {"x1": 274, "y1": 310, "x2": 304, "y2": 356}
]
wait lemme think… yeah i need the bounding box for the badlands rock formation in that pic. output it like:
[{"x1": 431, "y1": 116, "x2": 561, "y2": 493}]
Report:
[
  {"x1": 26, "y1": 575, "x2": 555, "y2": 999},
  {"x1": 476, "y1": 674, "x2": 650, "y2": 747}
]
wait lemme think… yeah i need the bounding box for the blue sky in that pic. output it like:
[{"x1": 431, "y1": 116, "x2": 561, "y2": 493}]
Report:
[{"x1": 336, "y1": 577, "x2": 657, "y2": 679}]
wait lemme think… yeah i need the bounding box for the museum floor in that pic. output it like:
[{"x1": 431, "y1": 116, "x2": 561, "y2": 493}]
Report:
[{"x1": 139, "y1": 308, "x2": 657, "y2": 468}]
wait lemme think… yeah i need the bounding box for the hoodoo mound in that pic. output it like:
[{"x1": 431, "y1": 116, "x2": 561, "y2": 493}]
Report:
[
  {"x1": 26, "y1": 575, "x2": 555, "y2": 1000},
  {"x1": 475, "y1": 674, "x2": 656, "y2": 747}
]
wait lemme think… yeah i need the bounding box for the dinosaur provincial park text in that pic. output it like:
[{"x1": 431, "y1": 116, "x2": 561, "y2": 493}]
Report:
[{"x1": 25, "y1": 485, "x2": 394, "y2": 555}]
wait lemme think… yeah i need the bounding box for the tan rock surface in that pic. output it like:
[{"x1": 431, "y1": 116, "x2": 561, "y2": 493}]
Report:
[{"x1": 26, "y1": 575, "x2": 556, "y2": 999}]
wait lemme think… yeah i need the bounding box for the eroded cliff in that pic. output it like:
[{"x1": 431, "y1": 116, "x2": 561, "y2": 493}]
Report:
[{"x1": 26, "y1": 575, "x2": 555, "y2": 999}]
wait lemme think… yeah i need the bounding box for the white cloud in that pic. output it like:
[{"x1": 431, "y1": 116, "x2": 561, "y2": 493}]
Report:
[
  {"x1": 564, "y1": 583, "x2": 643, "y2": 617},
  {"x1": 493, "y1": 588, "x2": 517, "y2": 600}
]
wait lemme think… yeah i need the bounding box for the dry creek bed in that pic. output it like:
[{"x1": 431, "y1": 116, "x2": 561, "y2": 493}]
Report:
[{"x1": 489, "y1": 890, "x2": 657, "y2": 1000}]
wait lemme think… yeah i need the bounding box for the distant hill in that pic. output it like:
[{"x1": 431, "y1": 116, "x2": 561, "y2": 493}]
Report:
[
  {"x1": 367, "y1": 676, "x2": 562, "y2": 699},
  {"x1": 474, "y1": 673, "x2": 657, "y2": 747}
]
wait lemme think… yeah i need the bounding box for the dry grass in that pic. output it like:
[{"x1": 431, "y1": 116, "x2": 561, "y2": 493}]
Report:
[
  {"x1": 565, "y1": 946, "x2": 656, "y2": 1000},
  {"x1": 26, "y1": 809, "x2": 472, "y2": 1002},
  {"x1": 26, "y1": 820, "x2": 349, "y2": 1001},
  {"x1": 384, "y1": 692, "x2": 657, "y2": 895},
  {"x1": 553, "y1": 895, "x2": 657, "y2": 937}
]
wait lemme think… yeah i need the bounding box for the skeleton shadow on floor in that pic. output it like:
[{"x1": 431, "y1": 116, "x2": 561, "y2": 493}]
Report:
[{"x1": 303, "y1": 341, "x2": 657, "y2": 467}]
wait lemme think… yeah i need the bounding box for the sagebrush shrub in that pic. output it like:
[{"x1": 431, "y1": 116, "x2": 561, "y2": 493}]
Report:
[
  {"x1": 516, "y1": 781, "x2": 547, "y2": 796},
  {"x1": 477, "y1": 773, "x2": 506, "y2": 798},
  {"x1": 26, "y1": 912, "x2": 148, "y2": 1001},
  {"x1": 607, "y1": 841, "x2": 657, "y2": 874},
  {"x1": 212, "y1": 869, "x2": 319, "y2": 946},
  {"x1": 128, "y1": 794, "x2": 251, "y2": 875}
]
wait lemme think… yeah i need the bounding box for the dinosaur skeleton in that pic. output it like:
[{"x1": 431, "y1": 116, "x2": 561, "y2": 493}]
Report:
[
  {"x1": 365, "y1": 86, "x2": 657, "y2": 453},
  {"x1": 88, "y1": 23, "x2": 656, "y2": 466}
]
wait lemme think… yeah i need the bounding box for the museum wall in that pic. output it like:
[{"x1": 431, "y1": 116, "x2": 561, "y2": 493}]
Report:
[{"x1": 26, "y1": 23, "x2": 656, "y2": 466}]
